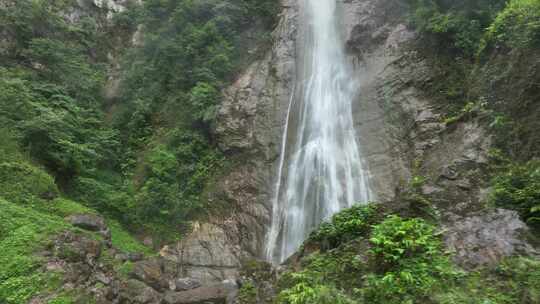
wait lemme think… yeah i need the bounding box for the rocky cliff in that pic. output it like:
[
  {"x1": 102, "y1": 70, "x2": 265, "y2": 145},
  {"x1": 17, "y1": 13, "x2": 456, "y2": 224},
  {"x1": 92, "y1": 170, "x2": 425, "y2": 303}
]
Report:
[
  {"x1": 3, "y1": 0, "x2": 539, "y2": 303},
  {"x1": 162, "y1": 0, "x2": 300, "y2": 283},
  {"x1": 169, "y1": 0, "x2": 538, "y2": 284}
]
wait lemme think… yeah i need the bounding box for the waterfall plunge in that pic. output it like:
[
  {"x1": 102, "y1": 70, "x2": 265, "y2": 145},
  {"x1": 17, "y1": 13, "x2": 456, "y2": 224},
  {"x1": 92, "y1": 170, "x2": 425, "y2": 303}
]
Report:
[{"x1": 265, "y1": 0, "x2": 373, "y2": 263}]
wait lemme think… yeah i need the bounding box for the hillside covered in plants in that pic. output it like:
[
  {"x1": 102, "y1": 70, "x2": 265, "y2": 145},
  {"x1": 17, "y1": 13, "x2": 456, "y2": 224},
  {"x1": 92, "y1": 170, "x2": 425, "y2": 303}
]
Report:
[{"x1": 1, "y1": 0, "x2": 540, "y2": 303}]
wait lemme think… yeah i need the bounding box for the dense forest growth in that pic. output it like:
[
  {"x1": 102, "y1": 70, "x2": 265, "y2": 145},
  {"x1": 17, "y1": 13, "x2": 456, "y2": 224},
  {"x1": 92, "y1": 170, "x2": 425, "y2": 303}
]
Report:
[{"x1": 0, "y1": 0, "x2": 277, "y2": 302}]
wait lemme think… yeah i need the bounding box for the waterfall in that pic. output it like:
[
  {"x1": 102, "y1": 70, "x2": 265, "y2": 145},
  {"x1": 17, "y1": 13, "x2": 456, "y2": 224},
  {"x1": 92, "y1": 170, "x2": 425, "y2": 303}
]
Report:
[{"x1": 265, "y1": 0, "x2": 373, "y2": 263}]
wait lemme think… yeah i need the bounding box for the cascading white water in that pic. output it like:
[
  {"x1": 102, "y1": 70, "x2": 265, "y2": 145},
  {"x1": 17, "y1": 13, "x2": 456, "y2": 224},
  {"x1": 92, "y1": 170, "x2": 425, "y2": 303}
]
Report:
[{"x1": 265, "y1": 0, "x2": 373, "y2": 263}]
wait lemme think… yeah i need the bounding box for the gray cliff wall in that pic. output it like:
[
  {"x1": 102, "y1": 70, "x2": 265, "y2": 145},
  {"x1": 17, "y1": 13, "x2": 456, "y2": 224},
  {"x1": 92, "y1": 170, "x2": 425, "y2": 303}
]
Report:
[{"x1": 170, "y1": 0, "x2": 538, "y2": 283}]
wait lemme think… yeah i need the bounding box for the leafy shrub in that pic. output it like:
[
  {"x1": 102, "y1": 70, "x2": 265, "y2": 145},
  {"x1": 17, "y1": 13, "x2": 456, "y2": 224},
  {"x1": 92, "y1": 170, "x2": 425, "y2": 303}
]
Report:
[
  {"x1": 363, "y1": 215, "x2": 458, "y2": 303},
  {"x1": 70, "y1": 176, "x2": 134, "y2": 221},
  {"x1": 485, "y1": 0, "x2": 540, "y2": 49},
  {"x1": 369, "y1": 216, "x2": 443, "y2": 269},
  {"x1": 309, "y1": 204, "x2": 380, "y2": 249},
  {"x1": 237, "y1": 281, "x2": 258, "y2": 304},
  {"x1": 277, "y1": 281, "x2": 356, "y2": 304},
  {"x1": 189, "y1": 82, "x2": 220, "y2": 123},
  {"x1": 298, "y1": 242, "x2": 367, "y2": 289},
  {"x1": 407, "y1": 0, "x2": 507, "y2": 55},
  {"x1": 48, "y1": 295, "x2": 74, "y2": 304},
  {"x1": 433, "y1": 257, "x2": 540, "y2": 304},
  {"x1": 44, "y1": 198, "x2": 96, "y2": 217},
  {"x1": 491, "y1": 161, "x2": 540, "y2": 226},
  {"x1": 0, "y1": 74, "x2": 121, "y2": 182}
]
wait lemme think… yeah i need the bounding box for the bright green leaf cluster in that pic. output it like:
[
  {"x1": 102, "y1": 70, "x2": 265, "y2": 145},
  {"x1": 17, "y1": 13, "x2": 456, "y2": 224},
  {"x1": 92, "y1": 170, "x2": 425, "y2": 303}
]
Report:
[
  {"x1": 485, "y1": 0, "x2": 540, "y2": 48},
  {"x1": 309, "y1": 204, "x2": 380, "y2": 249}
]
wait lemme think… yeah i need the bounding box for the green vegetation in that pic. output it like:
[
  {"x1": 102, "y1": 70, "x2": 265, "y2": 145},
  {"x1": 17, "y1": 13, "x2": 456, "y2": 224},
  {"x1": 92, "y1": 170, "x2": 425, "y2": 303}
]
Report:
[
  {"x1": 48, "y1": 295, "x2": 75, "y2": 304},
  {"x1": 434, "y1": 257, "x2": 540, "y2": 304},
  {"x1": 363, "y1": 216, "x2": 458, "y2": 303},
  {"x1": 0, "y1": 0, "x2": 279, "y2": 242},
  {"x1": 0, "y1": 161, "x2": 59, "y2": 203},
  {"x1": 0, "y1": 129, "x2": 149, "y2": 303},
  {"x1": 109, "y1": 0, "x2": 279, "y2": 235},
  {"x1": 485, "y1": 0, "x2": 540, "y2": 49},
  {"x1": 0, "y1": 0, "x2": 276, "y2": 300},
  {"x1": 237, "y1": 281, "x2": 258, "y2": 304},
  {"x1": 277, "y1": 281, "x2": 355, "y2": 304},
  {"x1": 309, "y1": 204, "x2": 381, "y2": 249},
  {"x1": 0, "y1": 199, "x2": 68, "y2": 304},
  {"x1": 109, "y1": 221, "x2": 153, "y2": 255},
  {"x1": 1, "y1": 0, "x2": 539, "y2": 302},
  {"x1": 491, "y1": 161, "x2": 540, "y2": 226},
  {"x1": 406, "y1": 0, "x2": 508, "y2": 56},
  {"x1": 277, "y1": 205, "x2": 540, "y2": 304},
  {"x1": 278, "y1": 206, "x2": 458, "y2": 304}
]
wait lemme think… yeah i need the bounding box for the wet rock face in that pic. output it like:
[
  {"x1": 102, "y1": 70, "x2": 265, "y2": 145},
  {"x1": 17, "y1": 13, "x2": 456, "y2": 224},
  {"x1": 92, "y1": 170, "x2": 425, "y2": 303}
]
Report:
[
  {"x1": 173, "y1": 222, "x2": 243, "y2": 282},
  {"x1": 444, "y1": 209, "x2": 538, "y2": 268}
]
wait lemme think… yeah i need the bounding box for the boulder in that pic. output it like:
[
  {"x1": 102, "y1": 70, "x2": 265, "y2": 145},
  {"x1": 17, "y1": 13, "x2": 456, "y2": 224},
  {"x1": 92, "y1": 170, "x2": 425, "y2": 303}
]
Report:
[
  {"x1": 119, "y1": 279, "x2": 162, "y2": 304},
  {"x1": 163, "y1": 282, "x2": 238, "y2": 304},
  {"x1": 128, "y1": 252, "x2": 145, "y2": 262},
  {"x1": 132, "y1": 258, "x2": 167, "y2": 291},
  {"x1": 68, "y1": 214, "x2": 107, "y2": 232},
  {"x1": 169, "y1": 278, "x2": 201, "y2": 292},
  {"x1": 54, "y1": 231, "x2": 102, "y2": 264},
  {"x1": 444, "y1": 209, "x2": 539, "y2": 268}
]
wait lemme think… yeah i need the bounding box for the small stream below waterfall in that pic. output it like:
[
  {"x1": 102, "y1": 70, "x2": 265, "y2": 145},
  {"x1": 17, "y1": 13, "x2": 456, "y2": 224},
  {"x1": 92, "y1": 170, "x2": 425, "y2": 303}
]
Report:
[{"x1": 265, "y1": 0, "x2": 374, "y2": 263}]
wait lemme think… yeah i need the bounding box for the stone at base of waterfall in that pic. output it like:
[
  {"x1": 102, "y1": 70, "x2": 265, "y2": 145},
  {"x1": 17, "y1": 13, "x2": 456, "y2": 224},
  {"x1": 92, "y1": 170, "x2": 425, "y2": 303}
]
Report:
[
  {"x1": 119, "y1": 279, "x2": 162, "y2": 304},
  {"x1": 132, "y1": 258, "x2": 169, "y2": 291},
  {"x1": 444, "y1": 208, "x2": 539, "y2": 268},
  {"x1": 169, "y1": 278, "x2": 202, "y2": 291},
  {"x1": 164, "y1": 281, "x2": 238, "y2": 304}
]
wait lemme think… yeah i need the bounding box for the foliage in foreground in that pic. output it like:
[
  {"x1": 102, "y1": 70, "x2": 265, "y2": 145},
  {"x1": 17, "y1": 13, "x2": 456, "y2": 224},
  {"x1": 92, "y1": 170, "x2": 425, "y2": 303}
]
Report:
[
  {"x1": 0, "y1": 146, "x2": 151, "y2": 303},
  {"x1": 362, "y1": 215, "x2": 458, "y2": 303},
  {"x1": 276, "y1": 205, "x2": 540, "y2": 304},
  {"x1": 278, "y1": 206, "x2": 458, "y2": 304}
]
